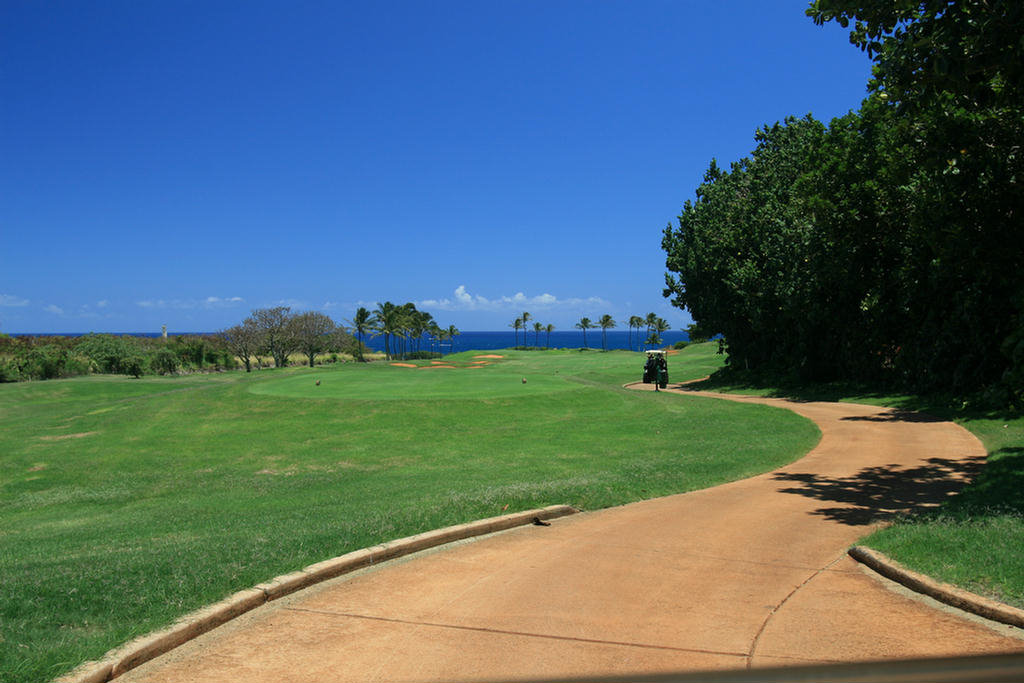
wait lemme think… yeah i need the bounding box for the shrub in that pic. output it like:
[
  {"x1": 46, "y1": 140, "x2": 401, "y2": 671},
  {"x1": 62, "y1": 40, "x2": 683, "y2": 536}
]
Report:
[
  {"x1": 0, "y1": 359, "x2": 21, "y2": 383},
  {"x1": 74, "y1": 334, "x2": 141, "y2": 374},
  {"x1": 151, "y1": 348, "x2": 180, "y2": 375},
  {"x1": 63, "y1": 354, "x2": 93, "y2": 377},
  {"x1": 122, "y1": 355, "x2": 145, "y2": 379},
  {"x1": 24, "y1": 345, "x2": 66, "y2": 379}
]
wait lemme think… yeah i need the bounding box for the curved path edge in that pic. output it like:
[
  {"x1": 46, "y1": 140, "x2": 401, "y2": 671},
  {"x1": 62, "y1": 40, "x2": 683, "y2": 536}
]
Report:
[
  {"x1": 53, "y1": 505, "x2": 579, "y2": 683},
  {"x1": 849, "y1": 545, "x2": 1024, "y2": 629},
  {"x1": 635, "y1": 378, "x2": 1023, "y2": 632}
]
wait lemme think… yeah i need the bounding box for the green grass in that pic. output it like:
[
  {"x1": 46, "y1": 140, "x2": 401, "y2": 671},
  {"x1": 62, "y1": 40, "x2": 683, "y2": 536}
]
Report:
[
  {"x1": 689, "y1": 371, "x2": 1024, "y2": 610},
  {"x1": 0, "y1": 345, "x2": 820, "y2": 683}
]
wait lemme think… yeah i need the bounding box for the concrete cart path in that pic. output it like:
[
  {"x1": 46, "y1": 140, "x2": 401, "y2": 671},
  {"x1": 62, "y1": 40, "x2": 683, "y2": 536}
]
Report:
[{"x1": 118, "y1": 385, "x2": 1023, "y2": 682}]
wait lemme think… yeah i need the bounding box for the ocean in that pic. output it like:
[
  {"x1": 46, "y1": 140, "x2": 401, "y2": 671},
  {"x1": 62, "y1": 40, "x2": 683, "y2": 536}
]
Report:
[
  {"x1": 11, "y1": 330, "x2": 690, "y2": 353},
  {"x1": 366, "y1": 330, "x2": 690, "y2": 353}
]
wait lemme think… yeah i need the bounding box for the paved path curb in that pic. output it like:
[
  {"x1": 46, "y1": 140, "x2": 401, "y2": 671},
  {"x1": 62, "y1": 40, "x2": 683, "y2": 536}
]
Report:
[
  {"x1": 849, "y1": 545, "x2": 1024, "y2": 630},
  {"x1": 53, "y1": 504, "x2": 578, "y2": 683}
]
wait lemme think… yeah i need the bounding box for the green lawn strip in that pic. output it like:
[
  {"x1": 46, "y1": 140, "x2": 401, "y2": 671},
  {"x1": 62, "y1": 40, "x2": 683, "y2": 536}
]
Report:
[
  {"x1": 689, "y1": 372, "x2": 1024, "y2": 610},
  {"x1": 0, "y1": 345, "x2": 820, "y2": 682}
]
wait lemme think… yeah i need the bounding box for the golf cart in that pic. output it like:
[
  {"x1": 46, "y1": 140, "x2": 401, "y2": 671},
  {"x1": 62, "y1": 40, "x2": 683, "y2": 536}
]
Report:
[{"x1": 642, "y1": 350, "x2": 668, "y2": 390}]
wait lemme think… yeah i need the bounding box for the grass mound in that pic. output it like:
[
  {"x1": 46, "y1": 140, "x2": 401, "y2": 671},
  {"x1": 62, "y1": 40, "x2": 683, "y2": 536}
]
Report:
[{"x1": 0, "y1": 344, "x2": 819, "y2": 682}]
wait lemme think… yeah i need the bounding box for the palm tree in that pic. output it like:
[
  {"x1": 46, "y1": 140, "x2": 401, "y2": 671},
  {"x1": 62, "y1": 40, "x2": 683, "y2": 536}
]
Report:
[
  {"x1": 648, "y1": 316, "x2": 670, "y2": 349},
  {"x1": 372, "y1": 301, "x2": 402, "y2": 360},
  {"x1": 408, "y1": 308, "x2": 433, "y2": 356},
  {"x1": 521, "y1": 312, "x2": 531, "y2": 346},
  {"x1": 628, "y1": 315, "x2": 644, "y2": 352},
  {"x1": 644, "y1": 312, "x2": 658, "y2": 349},
  {"x1": 511, "y1": 316, "x2": 523, "y2": 347},
  {"x1": 350, "y1": 307, "x2": 372, "y2": 361},
  {"x1": 532, "y1": 321, "x2": 543, "y2": 347},
  {"x1": 545, "y1": 323, "x2": 555, "y2": 348},
  {"x1": 575, "y1": 317, "x2": 593, "y2": 348},
  {"x1": 598, "y1": 314, "x2": 616, "y2": 351},
  {"x1": 447, "y1": 324, "x2": 460, "y2": 353},
  {"x1": 428, "y1": 322, "x2": 443, "y2": 357}
]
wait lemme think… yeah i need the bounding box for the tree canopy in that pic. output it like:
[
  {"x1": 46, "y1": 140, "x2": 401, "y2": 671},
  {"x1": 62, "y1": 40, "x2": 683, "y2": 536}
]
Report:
[{"x1": 663, "y1": 2, "x2": 1024, "y2": 400}]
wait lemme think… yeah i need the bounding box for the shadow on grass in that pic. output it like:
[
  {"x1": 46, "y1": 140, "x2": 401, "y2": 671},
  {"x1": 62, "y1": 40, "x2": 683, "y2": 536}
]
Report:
[
  {"x1": 773, "y1": 456, "x2": 987, "y2": 526},
  {"x1": 839, "y1": 410, "x2": 945, "y2": 423},
  {"x1": 686, "y1": 368, "x2": 1021, "y2": 422},
  {"x1": 688, "y1": 369, "x2": 1024, "y2": 525},
  {"x1": 942, "y1": 448, "x2": 1024, "y2": 517}
]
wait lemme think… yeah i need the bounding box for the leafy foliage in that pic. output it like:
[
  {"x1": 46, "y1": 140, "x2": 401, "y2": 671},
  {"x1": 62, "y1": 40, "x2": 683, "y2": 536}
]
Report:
[{"x1": 664, "y1": 4, "x2": 1024, "y2": 400}]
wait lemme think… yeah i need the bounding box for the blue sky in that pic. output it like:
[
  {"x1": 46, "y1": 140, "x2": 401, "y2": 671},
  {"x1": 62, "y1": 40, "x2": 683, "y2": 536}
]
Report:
[{"x1": 1, "y1": 1, "x2": 872, "y2": 333}]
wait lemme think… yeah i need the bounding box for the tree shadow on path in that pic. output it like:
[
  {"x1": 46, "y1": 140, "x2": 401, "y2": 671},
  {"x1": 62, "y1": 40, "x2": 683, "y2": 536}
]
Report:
[{"x1": 773, "y1": 456, "x2": 986, "y2": 526}]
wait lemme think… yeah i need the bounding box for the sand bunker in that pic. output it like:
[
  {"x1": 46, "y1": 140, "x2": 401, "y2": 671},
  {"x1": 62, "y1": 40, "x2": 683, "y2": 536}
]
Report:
[
  {"x1": 473, "y1": 354, "x2": 505, "y2": 359},
  {"x1": 390, "y1": 363, "x2": 417, "y2": 368},
  {"x1": 418, "y1": 365, "x2": 456, "y2": 369}
]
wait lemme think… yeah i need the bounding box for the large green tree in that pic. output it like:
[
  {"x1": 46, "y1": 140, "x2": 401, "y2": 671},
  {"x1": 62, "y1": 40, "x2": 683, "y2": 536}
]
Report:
[{"x1": 662, "y1": 2, "x2": 1024, "y2": 396}]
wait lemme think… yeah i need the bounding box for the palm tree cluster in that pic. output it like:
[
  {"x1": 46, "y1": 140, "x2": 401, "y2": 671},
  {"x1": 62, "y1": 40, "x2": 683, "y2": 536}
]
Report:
[
  {"x1": 571, "y1": 314, "x2": 617, "y2": 350},
  {"x1": 510, "y1": 312, "x2": 555, "y2": 349},
  {"x1": 354, "y1": 302, "x2": 459, "y2": 361},
  {"x1": 625, "y1": 312, "x2": 670, "y2": 351}
]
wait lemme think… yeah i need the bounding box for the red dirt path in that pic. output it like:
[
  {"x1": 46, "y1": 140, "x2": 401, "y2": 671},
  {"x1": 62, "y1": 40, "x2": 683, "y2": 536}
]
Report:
[{"x1": 118, "y1": 385, "x2": 1023, "y2": 682}]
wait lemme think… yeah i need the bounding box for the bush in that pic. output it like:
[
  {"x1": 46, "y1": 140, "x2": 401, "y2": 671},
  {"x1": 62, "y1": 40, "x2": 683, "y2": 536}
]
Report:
[
  {"x1": 674, "y1": 341, "x2": 690, "y2": 350},
  {"x1": 63, "y1": 354, "x2": 93, "y2": 377},
  {"x1": 24, "y1": 345, "x2": 66, "y2": 379},
  {"x1": 404, "y1": 351, "x2": 442, "y2": 360},
  {"x1": 74, "y1": 334, "x2": 142, "y2": 375},
  {"x1": 151, "y1": 348, "x2": 180, "y2": 375},
  {"x1": 122, "y1": 355, "x2": 145, "y2": 379},
  {"x1": 0, "y1": 359, "x2": 21, "y2": 383}
]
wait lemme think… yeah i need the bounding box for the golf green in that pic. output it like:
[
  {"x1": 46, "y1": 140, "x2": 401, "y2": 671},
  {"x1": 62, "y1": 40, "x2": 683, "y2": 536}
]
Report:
[{"x1": 249, "y1": 359, "x2": 585, "y2": 400}]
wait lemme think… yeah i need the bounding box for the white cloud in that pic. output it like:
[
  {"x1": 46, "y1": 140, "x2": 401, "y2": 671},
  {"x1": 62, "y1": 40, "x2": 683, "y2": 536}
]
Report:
[
  {"x1": 0, "y1": 294, "x2": 30, "y2": 307},
  {"x1": 97, "y1": 300, "x2": 109, "y2": 308},
  {"x1": 202, "y1": 296, "x2": 244, "y2": 308},
  {"x1": 44, "y1": 304, "x2": 65, "y2": 315},
  {"x1": 420, "y1": 285, "x2": 609, "y2": 312}
]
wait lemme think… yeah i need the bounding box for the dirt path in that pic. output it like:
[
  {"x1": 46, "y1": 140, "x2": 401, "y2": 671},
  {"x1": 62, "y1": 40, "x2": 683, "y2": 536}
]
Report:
[{"x1": 118, "y1": 385, "x2": 1023, "y2": 682}]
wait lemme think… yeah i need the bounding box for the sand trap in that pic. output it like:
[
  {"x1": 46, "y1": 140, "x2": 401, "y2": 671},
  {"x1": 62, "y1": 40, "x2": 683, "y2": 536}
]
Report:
[
  {"x1": 473, "y1": 354, "x2": 505, "y2": 359},
  {"x1": 390, "y1": 363, "x2": 417, "y2": 368},
  {"x1": 418, "y1": 365, "x2": 456, "y2": 369}
]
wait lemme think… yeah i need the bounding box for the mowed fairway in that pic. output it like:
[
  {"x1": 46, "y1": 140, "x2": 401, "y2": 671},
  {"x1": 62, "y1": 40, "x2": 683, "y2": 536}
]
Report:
[{"x1": 0, "y1": 345, "x2": 819, "y2": 683}]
